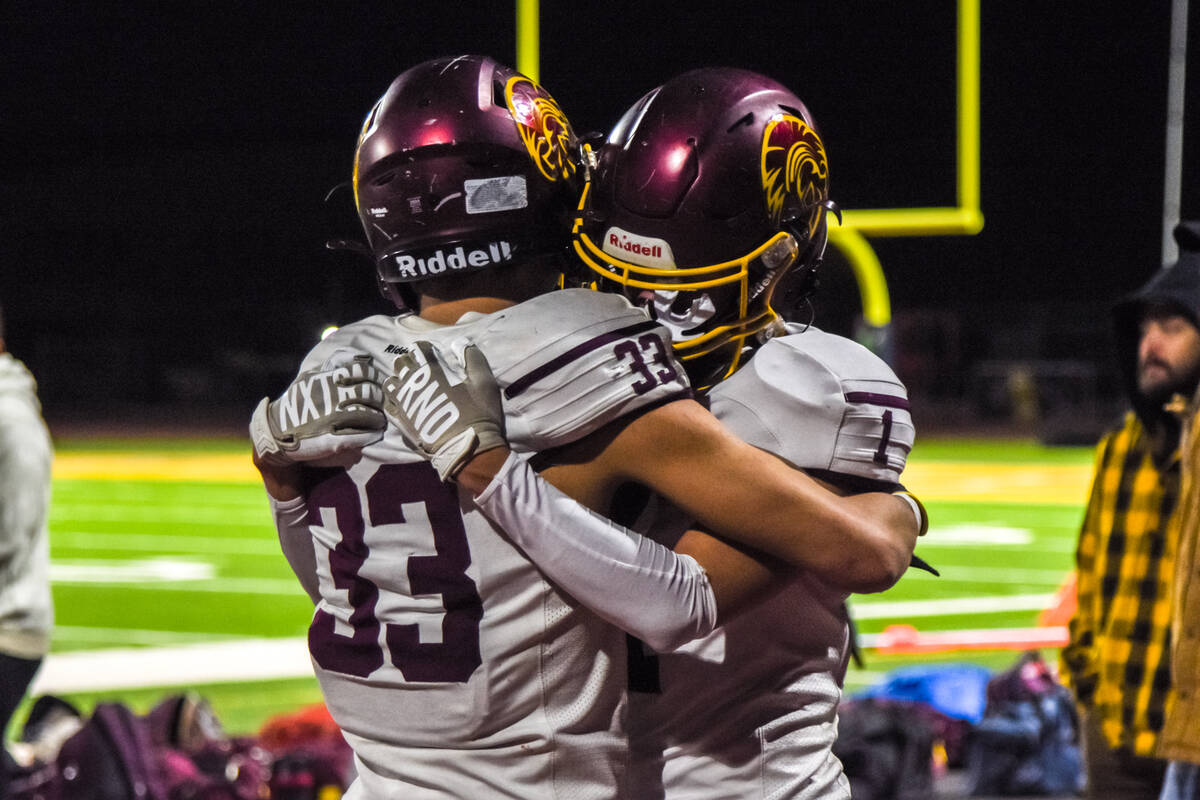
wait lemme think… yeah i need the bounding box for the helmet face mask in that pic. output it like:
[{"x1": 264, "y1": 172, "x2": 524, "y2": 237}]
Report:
[
  {"x1": 353, "y1": 55, "x2": 583, "y2": 310},
  {"x1": 573, "y1": 68, "x2": 831, "y2": 387}
]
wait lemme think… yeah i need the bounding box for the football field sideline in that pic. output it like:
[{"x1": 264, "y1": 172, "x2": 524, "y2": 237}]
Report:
[
  {"x1": 49, "y1": 450, "x2": 1097, "y2": 504},
  {"x1": 32, "y1": 592, "x2": 1064, "y2": 694},
  {"x1": 30, "y1": 437, "x2": 1094, "y2": 732}
]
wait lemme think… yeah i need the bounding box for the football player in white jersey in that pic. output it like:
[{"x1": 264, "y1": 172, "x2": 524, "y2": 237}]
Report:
[
  {"x1": 569, "y1": 67, "x2": 926, "y2": 800},
  {"x1": 401, "y1": 69, "x2": 926, "y2": 799},
  {"x1": 251, "y1": 57, "x2": 921, "y2": 800}
]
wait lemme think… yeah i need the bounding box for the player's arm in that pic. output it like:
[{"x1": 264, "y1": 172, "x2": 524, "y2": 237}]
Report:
[
  {"x1": 464, "y1": 447, "x2": 872, "y2": 646},
  {"x1": 393, "y1": 344, "x2": 909, "y2": 648},
  {"x1": 389, "y1": 344, "x2": 724, "y2": 650},
  {"x1": 249, "y1": 352, "x2": 386, "y2": 469},
  {"x1": 539, "y1": 399, "x2": 920, "y2": 594},
  {"x1": 461, "y1": 443, "x2": 863, "y2": 643},
  {"x1": 0, "y1": 417, "x2": 52, "y2": 567},
  {"x1": 469, "y1": 451, "x2": 720, "y2": 650},
  {"x1": 403, "y1": 339, "x2": 918, "y2": 595},
  {"x1": 250, "y1": 350, "x2": 387, "y2": 601},
  {"x1": 248, "y1": 449, "x2": 323, "y2": 603}
]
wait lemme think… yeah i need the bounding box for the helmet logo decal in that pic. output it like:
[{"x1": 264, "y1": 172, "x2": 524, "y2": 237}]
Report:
[
  {"x1": 761, "y1": 115, "x2": 828, "y2": 234},
  {"x1": 465, "y1": 176, "x2": 529, "y2": 214},
  {"x1": 505, "y1": 76, "x2": 577, "y2": 183}
]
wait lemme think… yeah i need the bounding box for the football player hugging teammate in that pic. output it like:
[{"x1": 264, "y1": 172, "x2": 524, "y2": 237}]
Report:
[{"x1": 250, "y1": 56, "x2": 925, "y2": 799}]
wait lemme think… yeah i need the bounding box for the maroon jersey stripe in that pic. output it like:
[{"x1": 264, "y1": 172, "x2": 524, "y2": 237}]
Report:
[
  {"x1": 504, "y1": 319, "x2": 662, "y2": 399},
  {"x1": 844, "y1": 391, "x2": 910, "y2": 410}
]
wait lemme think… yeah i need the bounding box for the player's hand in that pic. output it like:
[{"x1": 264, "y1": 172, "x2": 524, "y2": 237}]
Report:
[
  {"x1": 250, "y1": 352, "x2": 386, "y2": 465},
  {"x1": 384, "y1": 341, "x2": 506, "y2": 481}
]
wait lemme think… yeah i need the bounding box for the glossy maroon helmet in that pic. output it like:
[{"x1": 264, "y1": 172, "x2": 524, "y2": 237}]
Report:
[
  {"x1": 353, "y1": 55, "x2": 584, "y2": 310},
  {"x1": 573, "y1": 67, "x2": 832, "y2": 388}
]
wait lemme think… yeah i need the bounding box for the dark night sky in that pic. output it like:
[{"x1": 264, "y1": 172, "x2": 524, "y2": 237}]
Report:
[{"x1": 2, "y1": 2, "x2": 1197, "y2": 418}]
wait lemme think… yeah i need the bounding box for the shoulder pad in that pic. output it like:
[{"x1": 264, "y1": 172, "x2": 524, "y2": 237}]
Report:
[
  {"x1": 710, "y1": 329, "x2": 913, "y2": 480},
  {"x1": 469, "y1": 290, "x2": 692, "y2": 451},
  {"x1": 297, "y1": 315, "x2": 397, "y2": 373}
]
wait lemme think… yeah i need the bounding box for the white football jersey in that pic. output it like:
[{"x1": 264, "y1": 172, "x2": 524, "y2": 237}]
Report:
[
  {"x1": 288, "y1": 289, "x2": 690, "y2": 800},
  {"x1": 628, "y1": 327, "x2": 913, "y2": 800}
]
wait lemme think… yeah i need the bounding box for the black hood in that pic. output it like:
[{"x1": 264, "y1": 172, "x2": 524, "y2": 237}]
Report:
[{"x1": 1113, "y1": 220, "x2": 1200, "y2": 425}]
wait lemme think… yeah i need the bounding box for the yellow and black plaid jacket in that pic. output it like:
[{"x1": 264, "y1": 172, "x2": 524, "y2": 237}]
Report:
[{"x1": 1060, "y1": 411, "x2": 1178, "y2": 756}]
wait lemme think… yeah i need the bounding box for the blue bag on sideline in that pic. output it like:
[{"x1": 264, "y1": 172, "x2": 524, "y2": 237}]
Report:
[{"x1": 857, "y1": 662, "x2": 992, "y2": 724}]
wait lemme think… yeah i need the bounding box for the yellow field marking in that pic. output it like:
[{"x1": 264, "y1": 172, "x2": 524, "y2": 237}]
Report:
[
  {"x1": 53, "y1": 452, "x2": 260, "y2": 483},
  {"x1": 903, "y1": 461, "x2": 1092, "y2": 505},
  {"x1": 54, "y1": 451, "x2": 1094, "y2": 505}
]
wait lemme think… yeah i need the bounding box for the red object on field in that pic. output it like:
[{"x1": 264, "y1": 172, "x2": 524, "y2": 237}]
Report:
[
  {"x1": 258, "y1": 703, "x2": 341, "y2": 751},
  {"x1": 1038, "y1": 571, "x2": 1078, "y2": 627},
  {"x1": 867, "y1": 625, "x2": 1070, "y2": 654}
]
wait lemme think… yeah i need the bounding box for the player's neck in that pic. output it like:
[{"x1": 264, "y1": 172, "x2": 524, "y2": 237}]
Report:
[
  {"x1": 414, "y1": 257, "x2": 562, "y2": 324},
  {"x1": 418, "y1": 295, "x2": 518, "y2": 324}
]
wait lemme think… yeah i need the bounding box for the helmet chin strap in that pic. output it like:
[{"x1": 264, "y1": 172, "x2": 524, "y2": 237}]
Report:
[
  {"x1": 779, "y1": 297, "x2": 815, "y2": 332},
  {"x1": 758, "y1": 316, "x2": 793, "y2": 342}
]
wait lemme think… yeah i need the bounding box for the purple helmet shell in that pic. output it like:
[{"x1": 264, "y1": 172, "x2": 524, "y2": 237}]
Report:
[
  {"x1": 573, "y1": 67, "x2": 832, "y2": 388},
  {"x1": 353, "y1": 55, "x2": 584, "y2": 309}
]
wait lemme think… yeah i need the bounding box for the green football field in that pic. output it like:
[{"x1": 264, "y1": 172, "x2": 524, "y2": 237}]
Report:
[{"x1": 10, "y1": 435, "x2": 1095, "y2": 738}]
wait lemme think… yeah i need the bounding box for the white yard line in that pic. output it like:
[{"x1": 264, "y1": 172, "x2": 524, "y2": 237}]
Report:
[
  {"x1": 31, "y1": 638, "x2": 314, "y2": 694},
  {"x1": 51, "y1": 559, "x2": 215, "y2": 582},
  {"x1": 918, "y1": 527, "x2": 1076, "y2": 552},
  {"x1": 922, "y1": 525, "x2": 1036, "y2": 545},
  {"x1": 51, "y1": 505, "x2": 268, "y2": 525},
  {"x1": 32, "y1": 593, "x2": 1062, "y2": 694},
  {"x1": 903, "y1": 565, "x2": 1071, "y2": 585},
  {"x1": 52, "y1": 575, "x2": 304, "y2": 595},
  {"x1": 52, "y1": 531, "x2": 280, "y2": 555},
  {"x1": 51, "y1": 626, "x2": 259, "y2": 646},
  {"x1": 46, "y1": 555, "x2": 302, "y2": 594},
  {"x1": 849, "y1": 592, "x2": 1058, "y2": 619}
]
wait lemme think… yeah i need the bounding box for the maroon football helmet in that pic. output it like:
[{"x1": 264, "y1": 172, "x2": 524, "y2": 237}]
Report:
[
  {"x1": 353, "y1": 55, "x2": 584, "y2": 310},
  {"x1": 573, "y1": 67, "x2": 832, "y2": 388}
]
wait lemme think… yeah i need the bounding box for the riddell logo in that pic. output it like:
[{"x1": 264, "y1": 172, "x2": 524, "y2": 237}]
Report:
[
  {"x1": 610, "y1": 233, "x2": 661, "y2": 259},
  {"x1": 601, "y1": 226, "x2": 675, "y2": 269},
  {"x1": 393, "y1": 241, "x2": 513, "y2": 279}
]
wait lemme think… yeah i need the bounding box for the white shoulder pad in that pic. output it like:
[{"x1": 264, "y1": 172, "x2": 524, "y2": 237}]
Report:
[
  {"x1": 468, "y1": 289, "x2": 692, "y2": 452},
  {"x1": 709, "y1": 328, "x2": 913, "y2": 480},
  {"x1": 296, "y1": 315, "x2": 398, "y2": 373}
]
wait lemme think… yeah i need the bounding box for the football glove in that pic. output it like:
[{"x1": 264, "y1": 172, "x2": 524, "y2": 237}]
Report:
[
  {"x1": 384, "y1": 340, "x2": 506, "y2": 481},
  {"x1": 250, "y1": 352, "x2": 386, "y2": 465}
]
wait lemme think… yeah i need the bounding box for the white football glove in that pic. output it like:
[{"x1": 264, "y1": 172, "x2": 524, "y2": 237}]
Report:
[
  {"x1": 250, "y1": 352, "x2": 386, "y2": 465},
  {"x1": 384, "y1": 341, "x2": 506, "y2": 481}
]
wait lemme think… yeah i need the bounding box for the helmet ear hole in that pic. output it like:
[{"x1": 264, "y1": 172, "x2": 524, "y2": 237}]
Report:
[{"x1": 726, "y1": 113, "x2": 754, "y2": 133}]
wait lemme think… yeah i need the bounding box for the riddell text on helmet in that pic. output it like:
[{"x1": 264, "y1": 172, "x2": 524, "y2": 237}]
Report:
[
  {"x1": 600, "y1": 226, "x2": 676, "y2": 268},
  {"x1": 609, "y1": 233, "x2": 662, "y2": 259},
  {"x1": 393, "y1": 241, "x2": 514, "y2": 279}
]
